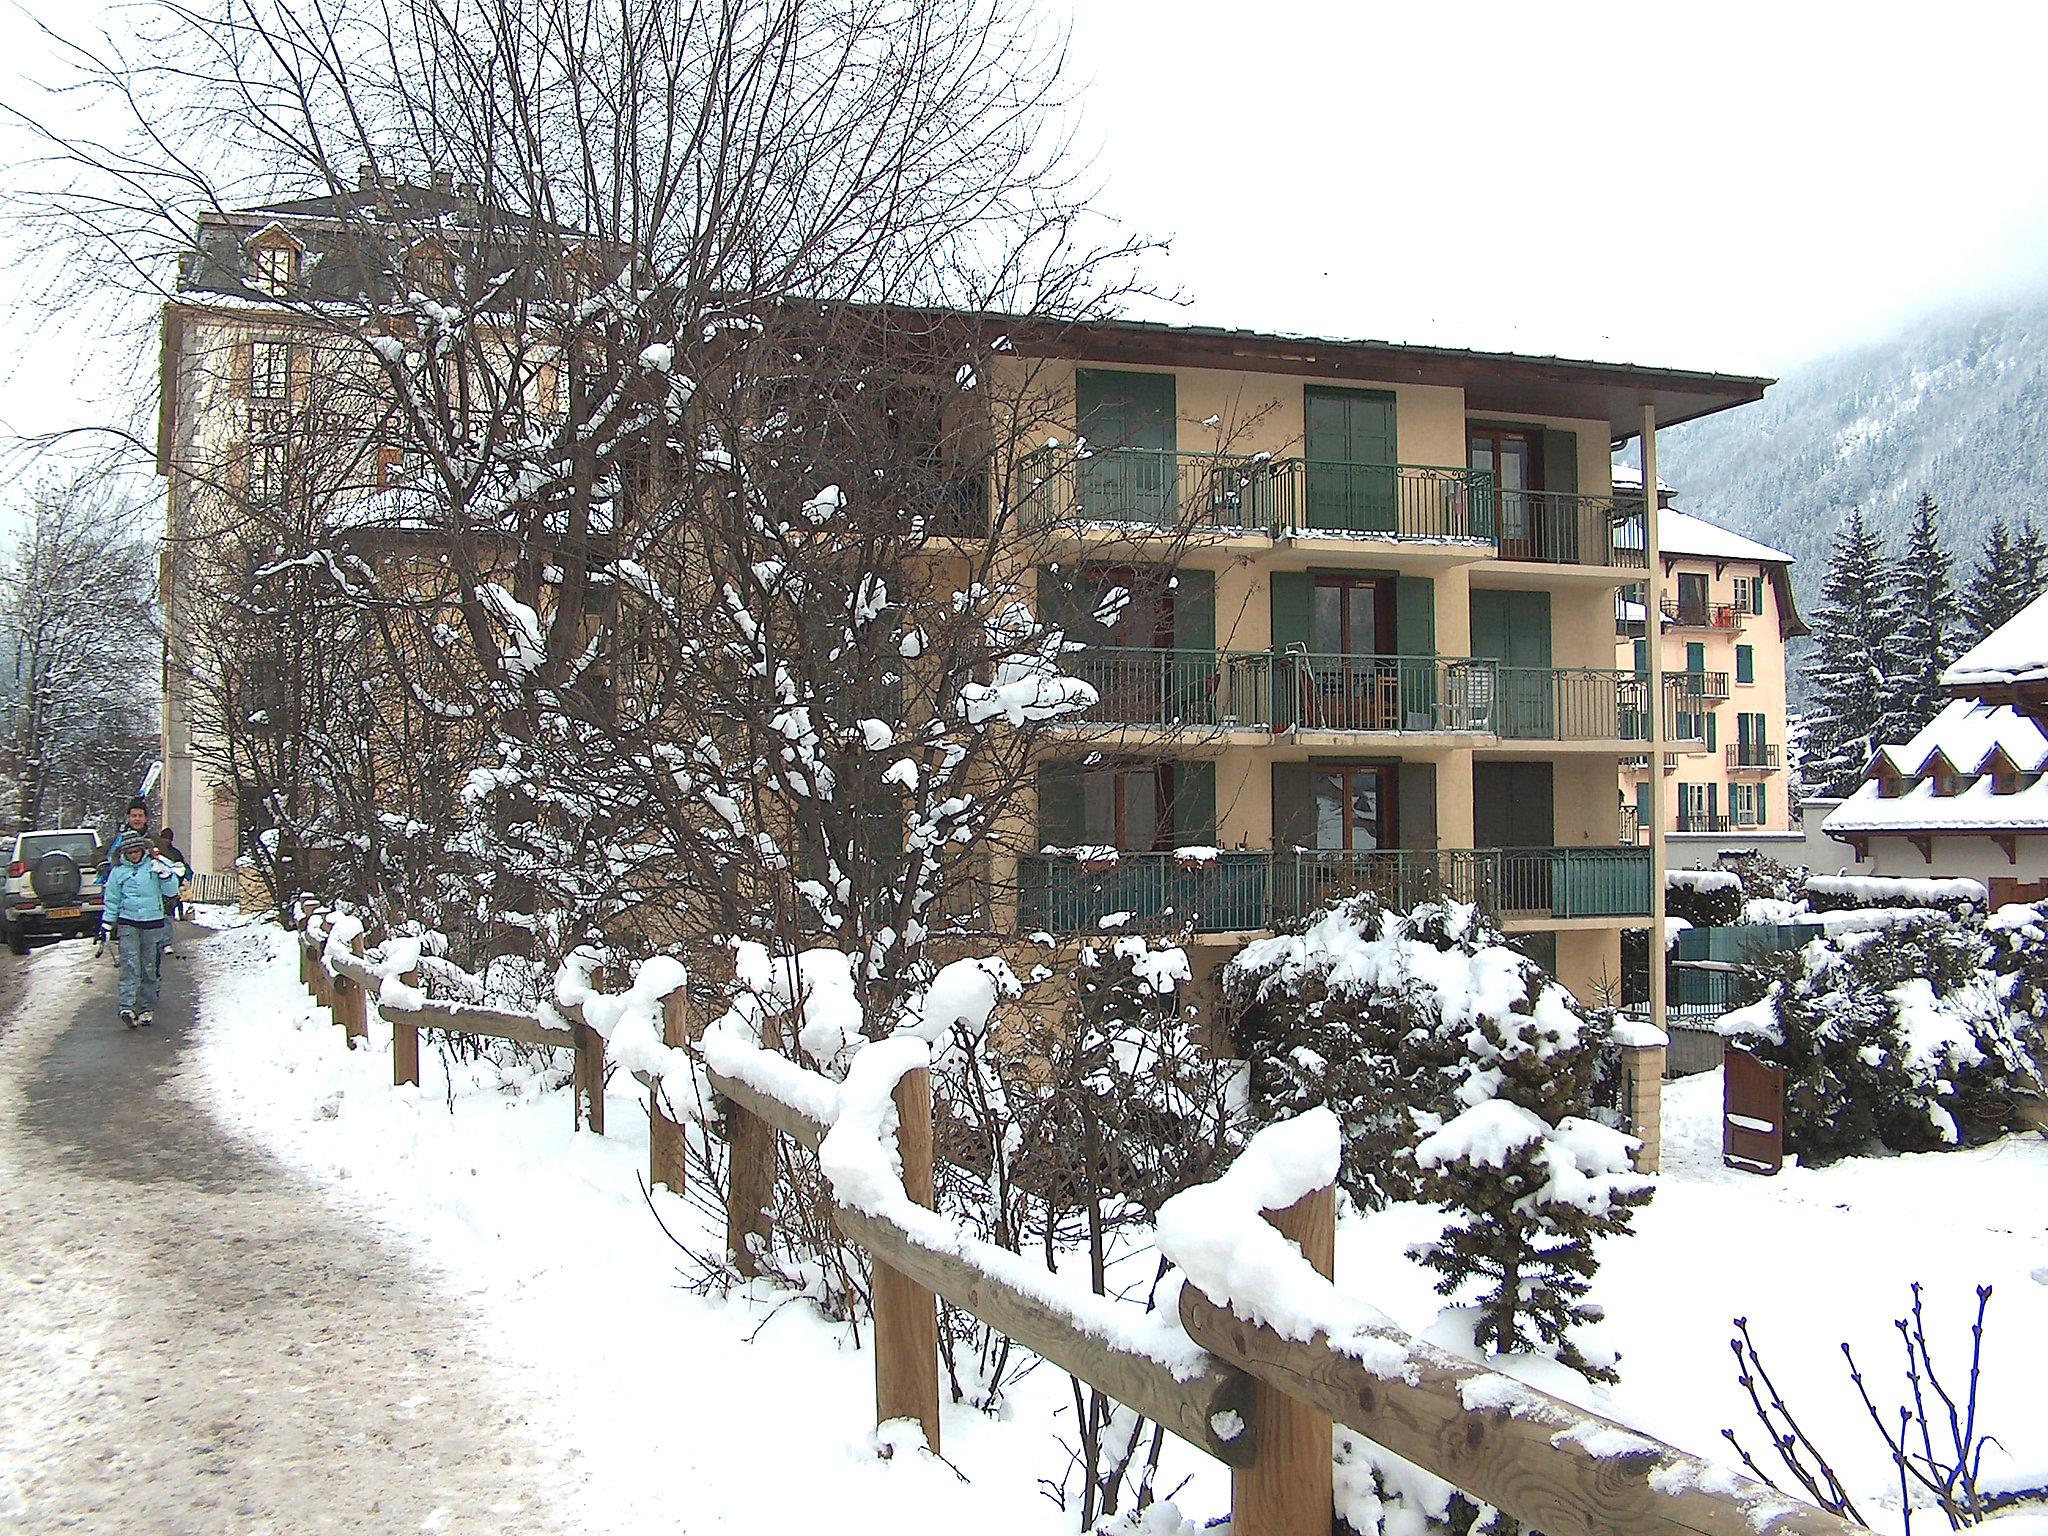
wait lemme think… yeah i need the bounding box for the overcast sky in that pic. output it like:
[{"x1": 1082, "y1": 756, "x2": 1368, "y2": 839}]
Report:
[{"x1": 3, "y1": 0, "x2": 2046, "y2": 447}]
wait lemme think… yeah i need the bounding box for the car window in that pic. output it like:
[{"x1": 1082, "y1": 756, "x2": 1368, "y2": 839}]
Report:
[{"x1": 19, "y1": 832, "x2": 102, "y2": 864}]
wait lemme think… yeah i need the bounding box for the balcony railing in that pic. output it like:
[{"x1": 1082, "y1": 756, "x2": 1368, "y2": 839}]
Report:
[
  {"x1": 1016, "y1": 846, "x2": 1653, "y2": 933},
  {"x1": 1670, "y1": 669, "x2": 1731, "y2": 705},
  {"x1": 1061, "y1": 647, "x2": 1718, "y2": 743},
  {"x1": 1020, "y1": 449, "x2": 1650, "y2": 570},
  {"x1": 1661, "y1": 597, "x2": 1745, "y2": 632},
  {"x1": 1674, "y1": 812, "x2": 1735, "y2": 834},
  {"x1": 1494, "y1": 492, "x2": 1647, "y2": 570},
  {"x1": 1725, "y1": 743, "x2": 1782, "y2": 773}
]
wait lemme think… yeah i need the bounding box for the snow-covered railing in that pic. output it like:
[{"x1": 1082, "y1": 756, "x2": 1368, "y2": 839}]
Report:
[
  {"x1": 286, "y1": 910, "x2": 1860, "y2": 1536},
  {"x1": 710, "y1": 1035, "x2": 1866, "y2": 1536}
]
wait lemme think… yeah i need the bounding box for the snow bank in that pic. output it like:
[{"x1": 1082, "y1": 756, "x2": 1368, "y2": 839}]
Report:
[
  {"x1": 1666, "y1": 870, "x2": 1740, "y2": 894},
  {"x1": 1805, "y1": 874, "x2": 1985, "y2": 908}
]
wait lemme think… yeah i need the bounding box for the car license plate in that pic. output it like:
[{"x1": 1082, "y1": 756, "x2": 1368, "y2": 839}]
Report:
[{"x1": 48, "y1": 907, "x2": 81, "y2": 919}]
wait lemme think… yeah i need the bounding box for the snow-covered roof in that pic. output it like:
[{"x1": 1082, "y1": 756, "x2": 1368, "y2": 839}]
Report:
[
  {"x1": 1870, "y1": 697, "x2": 2048, "y2": 777},
  {"x1": 1608, "y1": 463, "x2": 1675, "y2": 494},
  {"x1": 1824, "y1": 699, "x2": 2048, "y2": 837},
  {"x1": 1943, "y1": 589, "x2": 2048, "y2": 687}
]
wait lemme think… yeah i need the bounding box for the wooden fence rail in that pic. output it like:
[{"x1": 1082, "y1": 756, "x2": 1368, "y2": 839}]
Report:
[{"x1": 284, "y1": 913, "x2": 1867, "y2": 1536}]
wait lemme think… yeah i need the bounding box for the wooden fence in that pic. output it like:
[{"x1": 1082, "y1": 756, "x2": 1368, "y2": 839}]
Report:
[{"x1": 291, "y1": 913, "x2": 1864, "y2": 1536}]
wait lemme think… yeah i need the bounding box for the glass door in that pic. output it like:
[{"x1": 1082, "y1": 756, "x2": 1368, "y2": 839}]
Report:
[
  {"x1": 1310, "y1": 575, "x2": 1394, "y2": 730},
  {"x1": 1470, "y1": 426, "x2": 1539, "y2": 558}
]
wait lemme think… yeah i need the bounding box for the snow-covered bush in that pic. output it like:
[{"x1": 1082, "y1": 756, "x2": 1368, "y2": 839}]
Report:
[
  {"x1": 1804, "y1": 874, "x2": 1985, "y2": 919},
  {"x1": 1665, "y1": 868, "x2": 1743, "y2": 928},
  {"x1": 1721, "y1": 917, "x2": 2044, "y2": 1160},
  {"x1": 1727, "y1": 853, "x2": 1808, "y2": 907},
  {"x1": 1226, "y1": 896, "x2": 1652, "y2": 1380}
]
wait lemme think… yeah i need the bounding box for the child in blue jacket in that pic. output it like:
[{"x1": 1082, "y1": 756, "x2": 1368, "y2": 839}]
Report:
[{"x1": 102, "y1": 837, "x2": 181, "y2": 1027}]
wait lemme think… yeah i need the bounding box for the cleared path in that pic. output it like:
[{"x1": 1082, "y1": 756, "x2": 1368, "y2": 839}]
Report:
[{"x1": 0, "y1": 927, "x2": 575, "y2": 1534}]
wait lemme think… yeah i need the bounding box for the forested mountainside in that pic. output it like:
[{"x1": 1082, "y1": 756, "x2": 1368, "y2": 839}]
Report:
[{"x1": 1657, "y1": 290, "x2": 2048, "y2": 615}]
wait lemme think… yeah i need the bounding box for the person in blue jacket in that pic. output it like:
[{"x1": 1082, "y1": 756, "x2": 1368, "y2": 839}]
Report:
[{"x1": 101, "y1": 836, "x2": 181, "y2": 1028}]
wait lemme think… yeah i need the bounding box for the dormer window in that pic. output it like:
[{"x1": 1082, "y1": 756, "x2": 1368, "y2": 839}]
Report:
[
  {"x1": 1933, "y1": 773, "x2": 1966, "y2": 798},
  {"x1": 1877, "y1": 775, "x2": 1910, "y2": 799},
  {"x1": 250, "y1": 243, "x2": 297, "y2": 296},
  {"x1": 1993, "y1": 771, "x2": 2022, "y2": 795},
  {"x1": 405, "y1": 238, "x2": 456, "y2": 297}
]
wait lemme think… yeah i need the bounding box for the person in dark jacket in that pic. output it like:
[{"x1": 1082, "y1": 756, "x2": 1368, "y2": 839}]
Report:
[
  {"x1": 101, "y1": 838, "x2": 180, "y2": 1027},
  {"x1": 102, "y1": 797, "x2": 153, "y2": 877},
  {"x1": 156, "y1": 827, "x2": 192, "y2": 920}
]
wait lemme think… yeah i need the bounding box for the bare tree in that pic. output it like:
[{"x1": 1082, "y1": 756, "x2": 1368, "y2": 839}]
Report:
[{"x1": 0, "y1": 472, "x2": 159, "y2": 834}]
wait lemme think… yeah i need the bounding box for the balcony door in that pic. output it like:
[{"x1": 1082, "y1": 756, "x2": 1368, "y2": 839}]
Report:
[
  {"x1": 1308, "y1": 575, "x2": 1396, "y2": 730},
  {"x1": 1077, "y1": 370, "x2": 1176, "y2": 524},
  {"x1": 1470, "y1": 425, "x2": 1539, "y2": 557},
  {"x1": 1305, "y1": 387, "x2": 1397, "y2": 534},
  {"x1": 1677, "y1": 571, "x2": 1709, "y2": 627},
  {"x1": 1476, "y1": 760, "x2": 1553, "y2": 911}
]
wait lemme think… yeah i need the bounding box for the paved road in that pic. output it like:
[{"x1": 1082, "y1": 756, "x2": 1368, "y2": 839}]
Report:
[{"x1": 0, "y1": 927, "x2": 573, "y2": 1534}]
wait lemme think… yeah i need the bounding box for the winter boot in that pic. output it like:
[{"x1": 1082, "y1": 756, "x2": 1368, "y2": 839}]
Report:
[
  {"x1": 120, "y1": 1010, "x2": 137, "y2": 1029},
  {"x1": 138, "y1": 1011, "x2": 154, "y2": 1027}
]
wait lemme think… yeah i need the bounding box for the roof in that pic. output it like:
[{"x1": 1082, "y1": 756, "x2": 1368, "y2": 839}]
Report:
[
  {"x1": 1651, "y1": 508, "x2": 1794, "y2": 566},
  {"x1": 1824, "y1": 699, "x2": 2048, "y2": 838},
  {"x1": 1943, "y1": 589, "x2": 2048, "y2": 688},
  {"x1": 1031, "y1": 317, "x2": 1773, "y2": 438}
]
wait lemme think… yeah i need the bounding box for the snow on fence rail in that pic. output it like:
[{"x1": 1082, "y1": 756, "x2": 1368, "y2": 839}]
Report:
[{"x1": 288, "y1": 911, "x2": 1868, "y2": 1536}]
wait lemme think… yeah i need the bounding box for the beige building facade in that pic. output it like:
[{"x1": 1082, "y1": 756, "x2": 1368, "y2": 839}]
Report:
[{"x1": 1612, "y1": 473, "x2": 1803, "y2": 863}]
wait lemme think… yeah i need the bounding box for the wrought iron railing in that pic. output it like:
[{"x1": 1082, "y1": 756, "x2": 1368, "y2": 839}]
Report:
[
  {"x1": 1064, "y1": 647, "x2": 1237, "y2": 729},
  {"x1": 1674, "y1": 811, "x2": 1735, "y2": 834},
  {"x1": 1263, "y1": 460, "x2": 1494, "y2": 541},
  {"x1": 1661, "y1": 597, "x2": 1745, "y2": 632},
  {"x1": 1494, "y1": 492, "x2": 1647, "y2": 570},
  {"x1": 1015, "y1": 845, "x2": 1653, "y2": 932},
  {"x1": 1725, "y1": 743, "x2": 1782, "y2": 772}
]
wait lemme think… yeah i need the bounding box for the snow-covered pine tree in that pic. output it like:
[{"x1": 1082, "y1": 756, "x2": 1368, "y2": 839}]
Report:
[
  {"x1": 2017, "y1": 516, "x2": 2047, "y2": 609},
  {"x1": 1885, "y1": 492, "x2": 1960, "y2": 739},
  {"x1": 1802, "y1": 510, "x2": 1903, "y2": 796},
  {"x1": 1959, "y1": 520, "x2": 2028, "y2": 650}
]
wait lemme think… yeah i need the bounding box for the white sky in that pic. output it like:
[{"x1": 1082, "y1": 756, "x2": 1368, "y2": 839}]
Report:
[{"x1": 3, "y1": 0, "x2": 2047, "y2": 449}]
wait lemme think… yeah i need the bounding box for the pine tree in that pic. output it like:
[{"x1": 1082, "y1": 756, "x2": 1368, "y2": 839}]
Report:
[
  {"x1": 2017, "y1": 516, "x2": 2047, "y2": 608},
  {"x1": 1803, "y1": 510, "x2": 1903, "y2": 797},
  {"x1": 1958, "y1": 521, "x2": 2024, "y2": 650},
  {"x1": 1885, "y1": 493, "x2": 1959, "y2": 737}
]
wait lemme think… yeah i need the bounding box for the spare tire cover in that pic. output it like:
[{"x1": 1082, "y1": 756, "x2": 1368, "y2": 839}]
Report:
[{"x1": 31, "y1": 852, "x2": 82, "y2": 901}]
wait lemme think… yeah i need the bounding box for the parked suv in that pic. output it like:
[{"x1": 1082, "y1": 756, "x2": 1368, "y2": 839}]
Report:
[{"x1": 4, "y1": 828, "x2": 107, "y2": 954}]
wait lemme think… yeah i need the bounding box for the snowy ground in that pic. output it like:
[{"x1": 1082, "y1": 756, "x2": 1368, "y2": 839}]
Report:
[{"x1": 185, "y1": 919, "x2": 2048, "y2": 1535}]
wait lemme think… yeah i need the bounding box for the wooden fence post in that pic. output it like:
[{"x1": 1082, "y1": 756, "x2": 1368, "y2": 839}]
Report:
[
  {"x1": 872, "y1": 1064, "x2": 941, "y2": 1454},
  {"x1": 393, "y1": 966, "x2": 421, "y2": 1087},
  {"x1": 572, "y1": 966, "x2": 606, "y2": 1135},
  {"x1": 1231, "y1": 1183, "x2": 1335, "y2": 1536},
  {"x1": 341, "y1": 932, "x2": 369, "y2": 1045},
  {"x1": 648, "y1": 990, "x2": 688, "y2": 1193},
  {"x1": 725, "y1": 1096, "x2": 775, "y2": 1279}
]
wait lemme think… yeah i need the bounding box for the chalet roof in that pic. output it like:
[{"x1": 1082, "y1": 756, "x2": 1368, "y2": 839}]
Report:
[
  {"x1": 1944, "y1": 589, "x2": 2048, "y2": 688},
  {"x1": 1825, "y1": 698, "x2": 2048, "y2": 838}
]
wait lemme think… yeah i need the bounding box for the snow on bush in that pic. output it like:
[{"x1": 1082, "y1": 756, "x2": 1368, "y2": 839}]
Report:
[
  {"x1": 1664, "y1": 869, "x2": 1744, "y2": 928},
  {"x1": 1805, "y1": 873, "x2": 1986, "y2": 917},
  {"x1": 1720, "y1": 913, "x2": 2045, "y2": 1159},
  {"x1": 1224, "y1": 895, "x2": 1651, "y2": 1381}
]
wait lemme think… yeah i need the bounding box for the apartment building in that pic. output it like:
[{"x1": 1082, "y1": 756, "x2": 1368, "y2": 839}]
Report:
[
  {"x1": 1000, "y1": 331, "x2": 1770, "y2": 1003},
  {"x1": 1611, "y1": 470, "x2": 1804, "y2": 859},
  {"x1": 156, "y1": 181, "x2": 1773, "y2": 1004}
]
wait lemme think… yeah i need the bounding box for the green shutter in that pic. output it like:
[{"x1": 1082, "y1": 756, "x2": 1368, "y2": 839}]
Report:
[
  {"x1": 1471, "y1": 589, "x2": 1508, "y2": 662},
  {"x1": 1736, "y1": 644, "x2": 1754, "y2": 685},
  {"x1": 1707, "y1": 782, "x2": 1719, "y2": 820},
  {"x1": 1754, "y1": 713, "x2": 1767, "y2": 746},
  {"x1": 1173, "y1": 568, "x2": 1215, "y2": 653},
  {"x1": 1076, "y1": 371, "x2": 1176, "y2": 524},
  {"x1": 1706, "y1": 712, "x2": 1717, "y2": 752},
  {"x1": 1304, "y1": 388, "x2": 1396, "y2": 533},
  {"x1": 1633, "y1": 637, "x2": 1647, "y2": 674},
  {"x1": 1758, "y1": 782, "x2": 1768, "y2": 824},
  {"x1": 1686, "y1": 642, "x2": 1705, "y2": 673},
  {"x1": 1038, "y1": 566, "x2": 1080, "y2": 639},
  {"x1": 1270, "y1": 571, "x2": 1311, "y2": 730},
  {"x1": 1394, "y1": 575, "x2": 1435, "y2": 656},
  {"x1": 1396, "y1": 760, "x2": 1437, "y2": 850},
  {"x1": 1272, "y1": 762, "x2": 1315, "y2": 849},
  {"x1": 1540, "y1": 430, "x2": 1579, "y2": 494},
  {"x1": 1037, "y1": 764, "x2": 1083, "y2": 846},
  {"x1": 1737, "y1": 713, "x2": 1752, "y2": 751},
  {"x1": 1175, "y1": 760, "x2": 1216, "y2": 845},
  {"x1": 1634, "y1": 780, "x2": 1649, "y2": 825}
]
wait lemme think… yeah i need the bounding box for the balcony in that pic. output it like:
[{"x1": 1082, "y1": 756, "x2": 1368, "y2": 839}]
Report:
[
  {"x1": 1725, "y1": 743, "x2": 1782, "y2": 774},
  {"x1": 1493, "y1": 492, "x2": 1647, "y2": 571},
  {"x1": 1661, "y1": 597, "x2": 1745, "y2": 633},
  {"x1": 1063, "y1": 648, "x2": 1727, "y2": 745},
  {"x1": 1674, "y1": 812, "x2": 1735, "y2": 834},
  {"x1": 1016, "y1": 845, "x2": 1652, "y2": 933},
  {"x1": 1671, "y1": 669, "x2": 1731, "y2": 705}
]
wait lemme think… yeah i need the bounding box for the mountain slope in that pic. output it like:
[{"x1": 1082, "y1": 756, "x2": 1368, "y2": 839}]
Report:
[{"x1": 1658, "y1": 292, "x2": 2048, "y2": 608}]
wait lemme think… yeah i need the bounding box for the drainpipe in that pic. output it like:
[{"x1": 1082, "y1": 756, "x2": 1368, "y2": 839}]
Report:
[{"x1": 1640, "y1": 405, "x2": 1668, "y2": 1045}]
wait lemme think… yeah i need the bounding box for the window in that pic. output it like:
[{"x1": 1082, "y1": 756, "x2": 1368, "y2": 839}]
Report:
[
  {"x1": 1732, "y1": 782, "x2": 1769, "y2": 825},
  {"x1": 250, "y1": 243, "x2": 297, "y2": 296},
  {"x1": 1731, "y1": 575, "x2": 1766, "y2": 615},
  {"x1": 250, "y1": 339, "x2": 291, "y2": 404},
  {"x1": 1314, "y1": 764, "x2": 1390, "y2": 851},
  {"x1": 1735, "y1": 644, "x2": 1754, "y2": 685},
  {"x1": 1080, "y1": 763, "x2": 1169, "y2": 850},
  {"x1": 1312, "y1": 574, "x2": 1392, "y2": 656},
  {"x1": 247, "y1": 435, "x2": 286, "y2": 512},
  {"x1": 1933, "y1": 772, "x2": 1966, "y2": 798},
  {"x1": 1677, "y1": 572, "x2": 1709, "y2": 625},
  {"x1": 1470, "y1": 424, "x2": 1541, "y2": 553}
]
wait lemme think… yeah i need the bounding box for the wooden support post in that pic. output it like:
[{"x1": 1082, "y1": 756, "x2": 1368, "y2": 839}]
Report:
[
  {"x1": 872, "y1": 1064, "x2": 941, "y2": 1454},
  {"x1": 648, "y1": 990, "x2": 688, "y2": 1194},
  {"x1": 573, "y1": 1017, "x2": 606, "y2": 1135},
  {"x1": 725, "y1": 1096, "x2": 775, "y2": 1278},
  {"x1": 1231, "y1": 1185, "x2": 1335, "y2": 1536},
  {"x1": 393, "y1": 967, "x2": 421, "y2": 1088},
  {"x1": 341, "y1": 933, "x2": 369, "y2": 1045}
]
